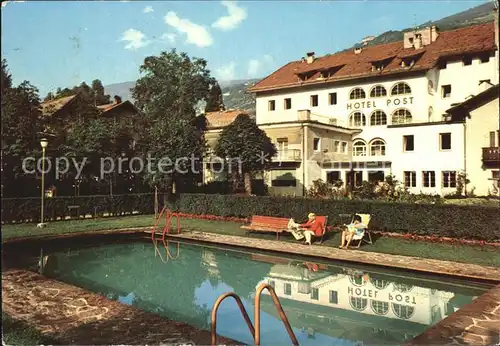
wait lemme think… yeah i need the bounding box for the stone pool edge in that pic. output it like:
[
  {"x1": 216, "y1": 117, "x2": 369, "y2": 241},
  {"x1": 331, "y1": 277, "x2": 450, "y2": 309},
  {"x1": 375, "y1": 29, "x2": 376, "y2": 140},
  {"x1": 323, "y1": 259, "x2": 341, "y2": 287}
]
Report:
[
  {"x1": 2, "y1": 268, "x2": 243, "y2": 345},
  {"x1": 161, "y1": 230, "x2": 500, "y2": 283}
]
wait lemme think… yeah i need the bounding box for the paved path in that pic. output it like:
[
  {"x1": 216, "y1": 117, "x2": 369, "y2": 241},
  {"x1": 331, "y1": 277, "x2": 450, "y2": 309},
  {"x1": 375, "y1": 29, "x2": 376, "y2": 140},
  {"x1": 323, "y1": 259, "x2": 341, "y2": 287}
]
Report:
[
  {"x1": 161, "y1": 230, "x2": 500, "y2": 283},
  {"x1": 2, "y1": 269, "x2": 241, "y2": 345},
  {"x1": 406, "y1": 284, "x2": 500, "y2": 345}
]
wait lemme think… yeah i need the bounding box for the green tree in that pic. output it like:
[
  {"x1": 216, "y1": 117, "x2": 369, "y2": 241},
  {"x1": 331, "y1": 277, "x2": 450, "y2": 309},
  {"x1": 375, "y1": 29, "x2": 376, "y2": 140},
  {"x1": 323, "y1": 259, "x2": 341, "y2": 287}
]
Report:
[
  {"x1": 1, "y1": 60, "x2": 44, "y2": 197},
  {"x1": 132, "y1": 49, "x2": 214, "y2": 201},
  {"x1": 205, "y1": 82, "x2": 224, "y2": 112},
  {"x1": 91, "y1": 79, "x2": 111, "y2": 106},
  {"x1": 214, "y1": 114, "x2": 276, "y2": 194}
]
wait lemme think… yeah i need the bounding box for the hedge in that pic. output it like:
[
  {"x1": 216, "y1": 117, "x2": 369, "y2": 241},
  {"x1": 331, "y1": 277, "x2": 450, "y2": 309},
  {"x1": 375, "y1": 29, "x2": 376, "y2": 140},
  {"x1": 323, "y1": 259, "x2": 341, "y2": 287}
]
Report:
[
  {"x1": 171, "y1": 194, "x2": 500, "y2": 242},
  {"x1": 1, "y1": 194, "x2": 157, "y2": 224},
  {"x1": 2, "y1": 193, "x2": 499, "y2": 242}
]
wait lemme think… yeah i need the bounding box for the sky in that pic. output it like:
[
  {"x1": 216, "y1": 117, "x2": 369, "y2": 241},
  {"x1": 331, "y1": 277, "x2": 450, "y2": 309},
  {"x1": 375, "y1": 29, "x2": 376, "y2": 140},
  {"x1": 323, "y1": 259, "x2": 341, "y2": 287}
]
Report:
[{"x1": 1, "y1": 0, "x2": 491, "y2": 97}]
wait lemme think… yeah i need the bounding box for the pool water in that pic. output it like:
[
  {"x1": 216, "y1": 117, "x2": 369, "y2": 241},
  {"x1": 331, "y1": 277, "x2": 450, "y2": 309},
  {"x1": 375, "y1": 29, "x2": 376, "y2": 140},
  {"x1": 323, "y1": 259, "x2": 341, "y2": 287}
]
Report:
[{"x1": 24, "y1": 239, "x2": 488, "y2": 345}]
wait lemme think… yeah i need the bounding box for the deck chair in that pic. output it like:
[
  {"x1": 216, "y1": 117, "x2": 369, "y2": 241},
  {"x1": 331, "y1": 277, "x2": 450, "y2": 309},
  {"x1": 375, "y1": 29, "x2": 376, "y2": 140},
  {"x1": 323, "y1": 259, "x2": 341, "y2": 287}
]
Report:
[
  {"x1": 349, "y1": 214, "x2": 373, "y2": 248},
  {"x1": 315, "y1": 216, "x2": 329, "y2": 244}
]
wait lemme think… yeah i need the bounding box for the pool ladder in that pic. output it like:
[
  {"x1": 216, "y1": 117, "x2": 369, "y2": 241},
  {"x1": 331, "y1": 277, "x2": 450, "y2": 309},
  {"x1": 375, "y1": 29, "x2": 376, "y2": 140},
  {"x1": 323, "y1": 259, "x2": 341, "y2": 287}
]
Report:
[
  {"x1": 211, "y1": 283, "x2": 299, "y2": 346},
  {"x1": 151, "y1": 206, "x2": 181, "y2": 241},
  {"x1": 153, "y1": 239, "x2": 180, "y2": 263}
]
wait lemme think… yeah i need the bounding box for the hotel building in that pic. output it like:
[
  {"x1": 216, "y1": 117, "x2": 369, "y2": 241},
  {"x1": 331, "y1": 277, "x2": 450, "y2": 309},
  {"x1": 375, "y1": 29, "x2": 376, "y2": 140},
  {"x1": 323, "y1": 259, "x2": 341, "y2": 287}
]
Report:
[{"x1": 203, "y1": 19, "x2": 499, "y2": 196}]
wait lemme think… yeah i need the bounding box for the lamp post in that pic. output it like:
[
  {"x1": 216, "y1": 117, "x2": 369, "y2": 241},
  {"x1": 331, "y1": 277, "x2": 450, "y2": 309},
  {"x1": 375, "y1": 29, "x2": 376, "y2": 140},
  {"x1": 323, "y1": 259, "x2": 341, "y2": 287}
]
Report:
[{"x1": 38, "y1": 138, "x2": 48, "y2": 228}]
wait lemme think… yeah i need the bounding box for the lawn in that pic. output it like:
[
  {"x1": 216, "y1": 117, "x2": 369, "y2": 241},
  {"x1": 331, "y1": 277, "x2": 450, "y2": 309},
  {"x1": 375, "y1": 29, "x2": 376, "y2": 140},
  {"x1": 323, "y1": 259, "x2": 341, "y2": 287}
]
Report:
[
  {"x1": 2, "y1": 214, "x2": 499, "y2": 267},
  {"x1": 2, "y1": 313, "x2": 60, "y2": 345}
]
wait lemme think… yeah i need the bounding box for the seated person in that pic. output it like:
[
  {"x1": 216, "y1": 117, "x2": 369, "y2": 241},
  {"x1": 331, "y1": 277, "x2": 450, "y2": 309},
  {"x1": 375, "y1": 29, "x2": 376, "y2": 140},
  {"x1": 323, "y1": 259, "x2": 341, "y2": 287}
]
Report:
[
  {"x1": 339, "y1": 214, "x2": 367, "y2": 249},
  {"x1": 288, "y1": 213, "x2": 324, "y2": 245}
]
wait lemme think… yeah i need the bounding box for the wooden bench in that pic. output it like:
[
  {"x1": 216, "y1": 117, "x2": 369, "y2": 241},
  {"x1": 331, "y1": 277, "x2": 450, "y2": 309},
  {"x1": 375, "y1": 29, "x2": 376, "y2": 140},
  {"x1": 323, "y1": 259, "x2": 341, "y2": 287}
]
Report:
[
  {"x1": 241, "y1": 216, "x2": 289, "y2": 240},
  {"x1": 241, "y1": 215, "x2": 330, "y2": 243}
]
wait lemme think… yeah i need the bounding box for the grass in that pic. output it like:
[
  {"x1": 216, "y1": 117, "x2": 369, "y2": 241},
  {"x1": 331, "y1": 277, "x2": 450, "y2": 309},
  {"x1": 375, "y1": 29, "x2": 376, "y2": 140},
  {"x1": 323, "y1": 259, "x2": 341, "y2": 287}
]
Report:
[
  {"x1": 443, "y1": 197, "x2": 500, "y2": 207},
  {"x1": 2, "y1": 313, "x2": 60, "y2": 345},
  {"x1": 2, "y1": 214, "x2": 499, "y2": 267}
]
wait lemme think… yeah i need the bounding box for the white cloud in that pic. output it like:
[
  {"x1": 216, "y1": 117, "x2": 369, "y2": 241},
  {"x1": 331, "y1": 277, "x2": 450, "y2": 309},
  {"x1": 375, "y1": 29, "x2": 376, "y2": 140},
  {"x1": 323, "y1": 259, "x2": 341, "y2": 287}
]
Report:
[
  {"x1": 216, "y1": 62, "x2": 236, "y2": 81},
  {"x1": 143, "y1": 6, "x2": 154, "y2": 13},
  {"x1": 212, "y1": 1, "x2": 247, "y2": 31},
  {"x1": 247, "y1": 55, "x2": 273, "y2": 77},
  {"x1": 164, "y1": 11, "x2": 213, "y2": 48},
  {"x1": 161, "y1": 33, "x2": 177, "y2": 44},
  {"x1": 120, "y1": 28, "x2": 150, "y2": 50}
]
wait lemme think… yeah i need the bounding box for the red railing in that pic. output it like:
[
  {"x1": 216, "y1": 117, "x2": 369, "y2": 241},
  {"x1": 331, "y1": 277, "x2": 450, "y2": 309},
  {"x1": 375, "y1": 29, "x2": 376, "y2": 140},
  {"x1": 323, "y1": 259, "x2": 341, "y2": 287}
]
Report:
[{"x1": 151, "y1": 206, "x2": 181, "y2": 241}]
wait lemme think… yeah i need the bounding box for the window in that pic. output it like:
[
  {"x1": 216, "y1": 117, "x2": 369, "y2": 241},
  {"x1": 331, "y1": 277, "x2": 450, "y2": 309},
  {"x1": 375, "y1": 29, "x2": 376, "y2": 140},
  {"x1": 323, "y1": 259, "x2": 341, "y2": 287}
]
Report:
[
  {"x1": 442, "y1": 171, "x2": 457, "y2": 188},
  {"x1": 370, "y1": 85, "x2": 387, "y2": 98},
  {"x1": 463, "y1": 56, "x2": 472, "y2": 66},
  {"x1": 341, "y1": 142, "x2": 347, "y2": 153},
  {"x1": 271, "y1": 170, "x2": 297, "y2": 187},
  {"x1": 423, "y1": 171, "x2": 436, "y2": 188},
  {"x1": 370, "y1": 277, "x2": 389, "y2": 290},
  {"x1": 428, "y1": 80, "x2": 434, "y2": 95},
  {"x1": 349, "y1": 87, "x2": 366, "y2": 100},
  {"x1": 392, "y1": 304, "x2": 415, "y2": 320},
  {"x1": 327, "y1": 171, "x2": 341, "y2": 184},
  {"x1": 346, "y1": 171, "x2": 363, "y2": 188},
  {"x1": 333, "y1": 140, "x2": 340, "y2": 152},
  {"x1": 391, "y1": 82, "x2": 411, "y2": 95},
  {"x1": 403, "y1": 135, "x2": 414, "y2": 152},
  {"x1": 480, "y1": 54, "x2": 490, "y2": 63},
  {"x1": 349, "y1": 297, "x2": 368, "y2": 311},
  {"x1": 311, "y1": 288, "x2": 319, "y2": 300},
  {"x1": 441, "y1": 85, "x2": 451, "y2": 98},
  {"x1": 370, "y1": 139, "x2": 386, "y2": 156},
  {"x1": 313, "y1": 138, "x2": 320, "y2": 151},
  {"x1": 392, "y1": 109, "x2": 412, "y2": 125},
  {"x1": 329, "y1": 92, "x2": 337, "y2": 105},
  {"x1": 394, "y1": 283, "x2": 413, "y2": 293},
  {"x1": 268, "y1": 100, "x2": 276, "y2": 111},
  {"x1": 370, "y1": 110, "x2": 387, "y2": 126},
  {"x1": 284, "y1": 98, "x2": 292, "y2": 110},
  {"x1": 310, "y1": 94, "x2": 318, "y2": 107},
  {"x1": 490, "y1": 131, "x2": 497, "y2": 147},
  {"x1": 284, "y1": 283, "x2": 292, "y2": 295},
  {"x1": 440, "y1": 133, "x2": 451, "y2": 150},
  {"x1": 353, "y1": 140, "x2": 367, "y2": 156},
  {"x1": 276, "y1": 138, "x2": 288, "y2": 157},
  {"x1": 329, "y1": 290, "x2": 338, "y2": 304},
  {"x1": 404, "y1": 171, "x2": 416, "y2": 187},
  {"x1": 368, "y1": 171, "x2": 384, "y2": 183},
  {"x1": 269, "y1": 280, "x2": 276, "y2": 288},
  {"x1": 371, "y1": 300, "x2": 389, "y2": 315},
  {"x1": 349, "y1": 112, "x2": 366, "y2": 127}
]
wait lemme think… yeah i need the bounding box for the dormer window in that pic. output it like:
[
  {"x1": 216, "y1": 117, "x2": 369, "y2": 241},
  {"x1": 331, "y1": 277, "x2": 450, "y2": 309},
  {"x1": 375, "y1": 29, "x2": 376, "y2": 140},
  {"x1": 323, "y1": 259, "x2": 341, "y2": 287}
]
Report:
[{"x1": 370, "y1": 56, "x2": 394, "y2": 72}]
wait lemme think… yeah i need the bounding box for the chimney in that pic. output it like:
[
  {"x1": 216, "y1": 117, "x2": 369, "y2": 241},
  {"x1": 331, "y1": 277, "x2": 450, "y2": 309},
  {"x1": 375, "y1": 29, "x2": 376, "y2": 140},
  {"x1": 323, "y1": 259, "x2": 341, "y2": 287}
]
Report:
[
  {"x1": 306, "y1": 52, "x2": 315, "y2": 64},
  {"x1": 354, "y1": 47, "x2": 362, "y2": 54},
  {"x1": 113, "y1": 95, "x2": 122, "y2": 104},
  {"x1": 431, "y1": 25, "x2": 439, "y2": 43},
  {"x1": 414, "y1": 35, "x2": 422, "y2": 50}
]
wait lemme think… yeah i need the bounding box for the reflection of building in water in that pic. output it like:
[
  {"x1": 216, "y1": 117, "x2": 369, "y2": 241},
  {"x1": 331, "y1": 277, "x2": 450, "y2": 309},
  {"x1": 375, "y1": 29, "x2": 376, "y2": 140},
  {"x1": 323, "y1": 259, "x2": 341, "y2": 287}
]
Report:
[
  {"x1": 257, "y1": 263, "x2": 458, "y2": 333},
  {"x1": 202, "y1": 249, "x2": 220, "y2": 278}
]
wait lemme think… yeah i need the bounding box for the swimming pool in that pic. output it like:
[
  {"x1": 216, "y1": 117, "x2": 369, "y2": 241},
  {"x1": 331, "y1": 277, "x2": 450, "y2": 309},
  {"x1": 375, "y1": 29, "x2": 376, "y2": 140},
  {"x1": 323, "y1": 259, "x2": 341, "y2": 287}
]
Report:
[{"x1": 9, "y1": 237, "x2": 490, "y2": 345}]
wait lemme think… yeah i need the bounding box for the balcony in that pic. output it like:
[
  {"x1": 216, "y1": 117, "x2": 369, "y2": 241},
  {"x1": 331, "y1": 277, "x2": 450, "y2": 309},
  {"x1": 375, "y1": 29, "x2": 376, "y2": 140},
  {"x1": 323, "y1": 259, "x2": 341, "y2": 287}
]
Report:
[
  {"x1": 482, "y1": 147, "x2": 500, "y2": 164},
  {"x1": 273, "y1": 149, "x2": 302, "y2": 162}
]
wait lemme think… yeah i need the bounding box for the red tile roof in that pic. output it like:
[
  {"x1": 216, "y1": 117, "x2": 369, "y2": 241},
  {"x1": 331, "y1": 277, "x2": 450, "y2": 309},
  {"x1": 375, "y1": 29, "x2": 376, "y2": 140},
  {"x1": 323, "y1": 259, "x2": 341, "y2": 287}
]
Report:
[
  {"x1": 97, "y1": 100, "x2": 138, "y2": 115},
  {"x1": 41, "y1": 95, "x2": 77, "y2": 116},
  {"x1": 205, "y1": 109, "x2": 248, "y2": 128},
  {"x1": 249, "y1": 22, "x2": 496, "y2": 93}
]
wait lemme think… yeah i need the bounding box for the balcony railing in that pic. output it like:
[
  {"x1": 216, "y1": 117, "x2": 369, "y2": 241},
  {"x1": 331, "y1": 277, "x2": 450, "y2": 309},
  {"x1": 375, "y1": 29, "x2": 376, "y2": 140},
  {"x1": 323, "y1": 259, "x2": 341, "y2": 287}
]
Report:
[
  {"x1": 273, "y1": 149, "x2": 302, "y2": 162},
  {"x1": 482, "y1": 147, "x2": 500, "y2": 163}
]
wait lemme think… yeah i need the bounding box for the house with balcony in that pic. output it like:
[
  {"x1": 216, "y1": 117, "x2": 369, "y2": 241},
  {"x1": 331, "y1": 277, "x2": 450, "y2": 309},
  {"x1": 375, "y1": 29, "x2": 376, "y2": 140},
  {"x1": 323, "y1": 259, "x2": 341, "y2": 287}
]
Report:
[
  {"x1": 446, "y1": 83, "x2": 500, "y2": 196},
  {"x1": 248, "y1": 18, "x2": 499, "y2": 196}
]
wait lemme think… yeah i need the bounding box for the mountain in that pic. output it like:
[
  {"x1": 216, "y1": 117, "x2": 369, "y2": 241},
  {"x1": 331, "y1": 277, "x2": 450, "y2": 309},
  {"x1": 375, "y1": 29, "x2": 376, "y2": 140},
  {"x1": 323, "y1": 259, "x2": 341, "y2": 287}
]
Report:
[
  {"x1": 347, "y1": 2, "x2": 496, "y2": 48},
  {"x1": 104, "y1": 78, "x2": 261, "y2": 116},
  {"x1": 105, "y1": 2, "x2": 498, "y2": 115}
]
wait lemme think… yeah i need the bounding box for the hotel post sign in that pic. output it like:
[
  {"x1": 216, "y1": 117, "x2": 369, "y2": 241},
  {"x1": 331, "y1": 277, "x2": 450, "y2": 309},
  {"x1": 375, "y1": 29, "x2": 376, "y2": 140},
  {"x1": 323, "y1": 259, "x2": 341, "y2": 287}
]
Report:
[{"x1": 347, "y1": 96, "x2": 414, "y2": 110}]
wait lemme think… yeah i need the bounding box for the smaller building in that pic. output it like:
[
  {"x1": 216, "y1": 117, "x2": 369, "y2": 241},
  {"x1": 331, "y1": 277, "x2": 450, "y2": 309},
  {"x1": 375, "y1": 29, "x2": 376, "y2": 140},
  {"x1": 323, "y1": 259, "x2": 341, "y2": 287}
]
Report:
[{"x1": 446, "y1": 84, "x2": 500, "y2": 196}]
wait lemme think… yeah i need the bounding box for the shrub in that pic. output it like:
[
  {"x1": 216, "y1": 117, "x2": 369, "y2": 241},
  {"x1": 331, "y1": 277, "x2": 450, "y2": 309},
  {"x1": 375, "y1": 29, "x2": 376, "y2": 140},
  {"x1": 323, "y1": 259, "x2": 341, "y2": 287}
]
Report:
[
  {"x1": 1, "y1": 194, "x2": 156, "y2": 224},
  {"x1": 170, "y1": 193, "x2": 500, "y2": 242}
]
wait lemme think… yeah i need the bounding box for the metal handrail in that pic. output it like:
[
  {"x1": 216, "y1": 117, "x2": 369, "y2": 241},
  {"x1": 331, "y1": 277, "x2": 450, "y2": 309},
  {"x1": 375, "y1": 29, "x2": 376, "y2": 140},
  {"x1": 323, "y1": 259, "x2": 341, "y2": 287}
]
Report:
[
  {"x1": 254, "y1": 283, "x2": 298, "y2": 346},
  {"x1": 165, "y1": 240, "x2": 180, "y2": 259},
  {"x1": 153, "y1": 239, "x2": 169, "y2": 263},
  {"x1": 162, "y1": 211, "x2": 181, "y2": 241},
  {"x1": 211, "y1": 292, "x2": 255, "y2": 346},
  {"x1": 151, "y1": 206, "x2": 167, "y2": 240}
]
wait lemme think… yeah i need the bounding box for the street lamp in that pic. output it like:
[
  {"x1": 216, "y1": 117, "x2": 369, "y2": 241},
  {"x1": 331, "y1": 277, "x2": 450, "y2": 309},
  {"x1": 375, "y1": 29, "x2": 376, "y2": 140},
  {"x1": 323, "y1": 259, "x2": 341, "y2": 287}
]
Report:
[{"x1": 38, "y1": 138, "x2": 48, "y2": 228}]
